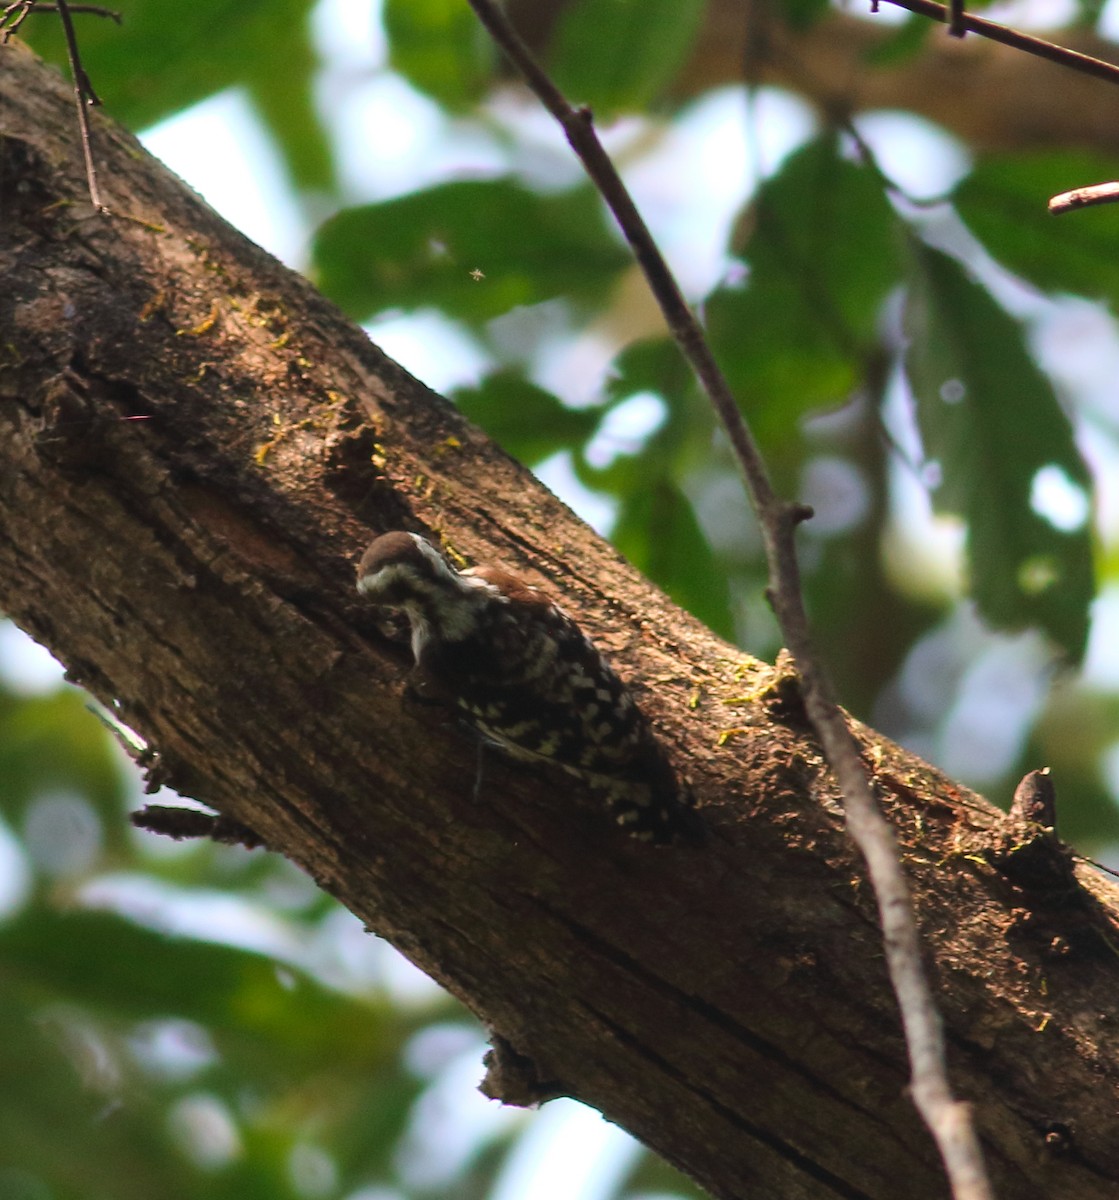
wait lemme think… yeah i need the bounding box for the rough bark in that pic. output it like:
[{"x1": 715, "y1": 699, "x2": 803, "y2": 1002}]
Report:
[{"x1": 3, "y1": 41, "x2": 1119, "y2": 1200}]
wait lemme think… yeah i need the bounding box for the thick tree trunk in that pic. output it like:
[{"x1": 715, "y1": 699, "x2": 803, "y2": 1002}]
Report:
[{"x1": 3, "y1": 41, "x2": 1119, "y2": 1200}]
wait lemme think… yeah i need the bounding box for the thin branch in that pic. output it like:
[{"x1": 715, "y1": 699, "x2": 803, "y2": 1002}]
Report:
[
  {"x1": 870, "y1": 1, "x2": 1119, "y2": 220},
  {"x1": 1050, "y1": 180, "x2": 1119, "y2": 213},
  {"x1": 0, "y1": 0, "x2": 32, "y2": 36},
  {"x1": 0, "y1": 0, "x2": 119, "y2": 211},
  {"x1": 462, "y1": 3, "x2": 994, "y2": 1198},
  {"x1": 56, "y1": 0, "x2": 103, "y2": 210},
  {"x1": 1, "y1": 1, "x2": 119, "y2": 20},
  {"x1": 880, "y1": 0, "x2": 1119, "y2": 218},
  {"x1": 882, "y1": 0, "x2": 1119, "y2": 86},
  {"x1": 0, "y1": 0, "x2": 119, "y2": 35}
]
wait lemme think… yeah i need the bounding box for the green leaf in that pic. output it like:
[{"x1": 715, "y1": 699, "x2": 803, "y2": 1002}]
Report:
[
  {"x1": 550, "y1": 0, "x2": 705, "y2": 114},
  {"x1": 707, "y1": 284, "x2": 859, "y2": 448},
  {"x1": 452, "y1": 372, "x2": 599, "y2": 465},
  {"x1": 313, "y1": 180, "x2": 630, "y2": 324},
  {"x1": 903, "y1": 242, "x2": 1094, "y2": 661},
  {"x1": 582, "y1": 337, "x2": 707, "y2": 497},
  {"x1": 383, "y1": 0, "x2": 494, "y2": 109},
  {"x1": 0, "y1": 905, "x2": 435, "y2": 1200},
  {"x1": 0, "y1": 990, "x2": 195, "y2": 1200},
  {"x1": 246, "y1": 33, "x2": 335, "y2": 193},
  {"x1": 575, "y1": 339, "x2": 733, "y2": 635},
  {"x1": 706, "y1": 134, "x2": 903, "y2": 446},
  {"x1": 20, "y1": 0, "x2": 335, "y2": 193},
  {"x1": 613, "y1": 481, "x2": 734, "y2": 639},
  {"x1": 20, "y1": 0, "x2": 323, "y2": 151},
  {"x1": 603, "y1": 337, "x2": 693, "y2": 404},
  {"x1": 0, "y1": 688, "x2": 125, "y2": 825},
  {"x1": 780, "y1": 0, "x2": 833, "y2": 30},
  {"x1": 955, "y1": 151, "x2": 1119, "y2": 310},
  {"x1": 0, "y1": 908, "x2": 384, "y2": 1064},
  {"x1": 863, "y1": 14, "x2": 932, "y2": 66}
]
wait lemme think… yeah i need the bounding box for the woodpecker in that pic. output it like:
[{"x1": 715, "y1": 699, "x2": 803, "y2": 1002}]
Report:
[{"x1": 356, "y1": 531, "x2": 700, "y2": 844}]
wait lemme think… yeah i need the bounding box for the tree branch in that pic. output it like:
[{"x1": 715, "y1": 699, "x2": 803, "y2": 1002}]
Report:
[
  {"x1": 5, "y1": 39, "x2": 1119, "y2": 1200},
  {"x1": 576, "y1": 0, "x2": 1119, "y2": 156},
  {"x1": 882, "y1": 0, "x2": 1119, "y2": 85},
  {"x1": 464, "y1": 3, "x2": 992, "y2": 1195},
  {"x1": 1049, "y1": 180, "x2": 1119, "y2": 213},
  {"x1": 1, "y1": 0, "x2": 120, "y2": 210}
]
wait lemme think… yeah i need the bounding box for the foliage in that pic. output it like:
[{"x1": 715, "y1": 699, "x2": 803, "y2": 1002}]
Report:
[
  {"x1": 954, "y1": 151, "x2": 1119, "y2": 307},
  {"x1": 548, "y1": 0, "x2": 706, "y2": 115},
  {"x1": 0, "y1": 672, "x2": 431, "y2": 1196},
  {"x1": 11, "y1": 0, "x2": 1119, "y2": 1195},
  {"x1": 0, "y1": 650, "x2": 711, "y2": 1195},
  {"x1": 314, "y1": 179, "x2": 631, "y2": 323},
  {"x1": 904, "y1": 241, "x2": 1093, "y2": 659}
]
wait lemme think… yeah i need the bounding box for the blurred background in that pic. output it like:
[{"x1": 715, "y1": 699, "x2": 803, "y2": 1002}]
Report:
[{"x1": 5, "y1": 0, "x2": 1119, "y2": 1195}]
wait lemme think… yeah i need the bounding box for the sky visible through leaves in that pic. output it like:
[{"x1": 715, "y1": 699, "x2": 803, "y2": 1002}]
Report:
[{"x1": 7, "y1": 0, "x2": 1119, "y2": 1196}]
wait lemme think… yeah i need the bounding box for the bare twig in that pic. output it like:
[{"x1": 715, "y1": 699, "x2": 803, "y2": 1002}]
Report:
[
  {"x1": 882, "y1": 0, "x2": 1119, "y2": 86},
  {"x1": 879, "y1": 0, "x2": 1119, "y2": 215},
  {"x1": 0, "y1": 0, "x2": 120, "y2": 210},
  {"x1": 0, "y1": 0, "x2": 31, "y2": 36},
  {"x1": 56, "y1": 0, "x2": 103, "y2": 209},
  {"x1": 2, "y1": 2, "x2": 118, "y2": 16},
  {"x1": 1050, "y1": 181, "x2": 1119, "y2": 213},
  {"x1": 0, "y1": 1, "x2": 119, "y2": 35},
  {"x1": 462, "y1": 3, "x2": 994, "y2": 1198},
  {"x1": 24, "y1": 3, "x2": 119, "y2": 11}
]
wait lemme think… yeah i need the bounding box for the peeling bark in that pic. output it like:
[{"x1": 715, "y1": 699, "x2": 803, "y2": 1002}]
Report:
[{"x1": 4, "y1": 42, "x2": 1119, "y2": 1200}]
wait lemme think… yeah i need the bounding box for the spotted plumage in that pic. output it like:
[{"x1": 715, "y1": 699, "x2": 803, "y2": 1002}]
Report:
[{"x1": 356, "y1": 532, "x2": 700, "y2": 844}]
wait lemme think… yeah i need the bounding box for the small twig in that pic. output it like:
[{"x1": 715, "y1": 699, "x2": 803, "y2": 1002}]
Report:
[
  {"x1": 25, "y1": 2, "x2": 119, "y2": 11},
  {"x1": 0, "y1": 2, "x2": 32, "y2": 36},
  {"x1": 1, "y1": 2, "x2": 118, "y2": 40},
  {"x1": 0, "y1": 1, "x2": 119, "y2": 35},
  {"x1": 879, "y1": 3, "x2": 1119, "y2": 222},
  {"x1": 55, "y1": 0, "x2": 103, "y2": 210},
  {"x1": 1, "y1": 0, "x2": 119, "y2": 211},
  {"x1": 1078, "y1": 853, "x2": 1119, "y2": 882},
  {"x1": 1049, "y1": 181, "x2": 1119, "y2": 213},
  {"x1": 2, "y1": 2, "x2": 118, "y2": 15},
  {"x1": 882, "y1": 0, "x2": 1119, "y2": 87},
  {"x1": 462, "y1": 3, "x2": 994, "y2": 1198},
  {"x1": 131, "y1": 804, "x2": 266, "y2": 849}
]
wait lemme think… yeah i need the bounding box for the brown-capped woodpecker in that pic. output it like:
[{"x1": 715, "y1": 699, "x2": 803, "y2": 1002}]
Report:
[{"x1": 356, "y1": 532, "x2": 701, "y2": 844}]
